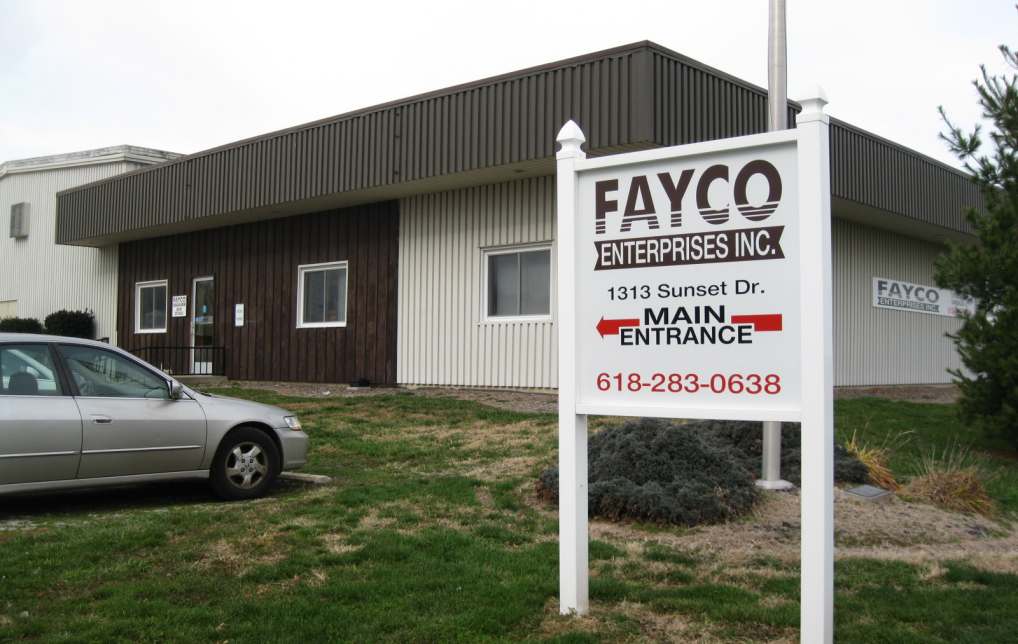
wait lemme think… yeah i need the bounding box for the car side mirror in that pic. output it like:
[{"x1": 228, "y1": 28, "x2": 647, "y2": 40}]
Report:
[{"x1": 168, "y1": 381, "x2": 184, "y2": 400}]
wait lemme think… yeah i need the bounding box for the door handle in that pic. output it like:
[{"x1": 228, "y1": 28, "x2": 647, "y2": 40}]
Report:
[{"x1": 90, "y1": 415, "x2": 113, "y2": 424}]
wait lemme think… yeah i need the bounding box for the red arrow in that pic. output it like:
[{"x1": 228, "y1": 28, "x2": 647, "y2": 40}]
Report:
[
  {"x1": 731, "y1": 313, "x2": 783, "y2": 332},
  {"x1": 597, "y1": 317, "x2": 640, "y2": 337}
]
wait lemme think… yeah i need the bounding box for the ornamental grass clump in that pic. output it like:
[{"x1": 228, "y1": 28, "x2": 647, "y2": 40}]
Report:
[
  {"x1": 901, "y1": 444, "x2": 994, "y2": 515},
  {"x1": 536, "y1": 418, "x2": 759, "y2": 526},
  {"x1": 844, "y1": 428, "x2": 909, "y2": 491}
]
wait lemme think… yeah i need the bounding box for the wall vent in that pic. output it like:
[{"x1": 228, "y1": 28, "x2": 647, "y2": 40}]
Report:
[{"x1": 9, "y1": 202, "x2": 29, "y2": 239}]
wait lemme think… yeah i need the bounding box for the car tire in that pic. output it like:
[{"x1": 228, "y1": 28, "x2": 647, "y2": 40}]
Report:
[{"x1": 210, "y1": 427, "x2": 280, "y2": 501}]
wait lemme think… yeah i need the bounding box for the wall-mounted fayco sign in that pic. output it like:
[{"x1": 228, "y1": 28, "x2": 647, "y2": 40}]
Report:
[{"x1": 873, "y1": 277, "x2": 974, "y2": 318}]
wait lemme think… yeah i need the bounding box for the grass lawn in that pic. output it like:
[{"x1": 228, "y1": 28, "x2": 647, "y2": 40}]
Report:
[{"x1": 0, "y1": 390, "x2": 1015, "y2": 642}]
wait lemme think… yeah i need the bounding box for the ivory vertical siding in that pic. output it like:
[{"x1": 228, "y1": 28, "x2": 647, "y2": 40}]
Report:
[
  {"x1": 398, "y1": 177, "x2": 558, "y2": 388},
  {"x1": 832, "y1": 219, "x2": 963, "y2": 386},
  {"x1": 398, "y1": 179, "x2": 962, "y2": 389},
  {"x1": 0, "y1": 162, "x2": 144, "y2": 343}
]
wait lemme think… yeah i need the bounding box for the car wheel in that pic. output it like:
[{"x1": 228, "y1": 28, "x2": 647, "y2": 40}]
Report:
[{"x1": 211, "y1": 427, "x2": 280, "y2": 500}]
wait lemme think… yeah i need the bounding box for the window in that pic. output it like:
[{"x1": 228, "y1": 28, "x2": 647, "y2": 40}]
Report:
[
  {"x1": 9, "y1": 202, "x2": 29, "y2": 239},
  {"x1": 0, "y1": 344, "x2": 62, "y2": 396},
  {"x1": 297, "y1": 261, "x2": 348, "y2": 328},
  {"x1": 135, "y1": 280, "x2": 167, "y2": 333},
  {"x1": 58, "y1": 345, "x2": 169, "y2": 399},
  {"x1": 484, "y1": 245, "x2": 552, "y2": 319}
]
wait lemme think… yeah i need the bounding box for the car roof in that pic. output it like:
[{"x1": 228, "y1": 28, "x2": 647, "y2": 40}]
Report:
[{"x1": 0, "y1": 333, "x2": 115, "y2": 347}]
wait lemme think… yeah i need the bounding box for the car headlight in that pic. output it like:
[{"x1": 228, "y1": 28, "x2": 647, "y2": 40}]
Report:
[{"x1": 283, "y1": 416, "x2": 303, "y2": 431}]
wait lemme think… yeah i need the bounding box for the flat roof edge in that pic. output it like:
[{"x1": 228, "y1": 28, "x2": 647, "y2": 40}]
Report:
[{"x1": 1, "y1": 145, "x2": 180, "y2": 180}]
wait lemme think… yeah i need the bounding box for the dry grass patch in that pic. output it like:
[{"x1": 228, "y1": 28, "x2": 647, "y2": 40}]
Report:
[
  {"x1": 195, "y1": 533, "x2": 286, "y2": 576},
  {"x1": 475, "y1": 486, "x2": 495, "y2": 508},
  {"x1": 370, "y1": 422, "x2": 463, "y2": 444},
  {"x1": 581, "y1": 485, "x2": 1009, "y2": 571},
  {"x1": 307, "y1": 568, "x2": 328, "y2": 587},
  {"x1": 196, "y1": 539, "x2": 245, "y2": 575},
  {"x1": 460, "y1": 419, "x2": 547, "y2": 451},
  {"x1": 605, "y1": 600, "x2": 740, "y2": 643},
  {"x1": 464, "y1": 454, "x2": 542, "y2": 480},
  {"x1": 919, "y1": 560, "x2": 947, "y2": 582},
  {"x1": 321, "y1": 533, "x2": 362, "y2": 555},
  {"x1": 314, "y1": 444, "x2": 341, "y2": 457},
  {"x1": 901, "y1": 445, "x2": 995, "y2": 515},
  {"x1": 902, "y1": 469, "x2": 994, "y2": 515},
  {"x1": 352, "y1": 500, "x2": 487, "y2": 536},
  {"x1": 357, "y1": 511, "x2": 398, "y2": 531}
]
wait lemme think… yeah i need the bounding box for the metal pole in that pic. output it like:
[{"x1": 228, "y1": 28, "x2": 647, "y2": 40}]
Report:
[
  {"x1": 758, "y1": 0, "x2": 794, "y2": 491},
  {"x1": 768, "y1": 0, "x2": 788, "y2": 131}
]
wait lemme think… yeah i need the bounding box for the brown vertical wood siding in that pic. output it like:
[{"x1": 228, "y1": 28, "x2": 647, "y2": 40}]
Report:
[{"x1": 117, "y1": 201, "x2": 399, "y2": 383}]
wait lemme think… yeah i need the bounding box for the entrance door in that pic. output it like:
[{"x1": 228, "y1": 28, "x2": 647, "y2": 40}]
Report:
[{"x1": 191, "y1": 277, "x2": 215, "y2": 375}]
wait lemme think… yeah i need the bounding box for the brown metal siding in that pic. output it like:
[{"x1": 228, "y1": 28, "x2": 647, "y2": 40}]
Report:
[
  {"x1": 57, "y1": 42, "x2": 980, "y2": 244},
  {"x1": 117, "y1": 201, "x2": 399, "y2": 383},
  {"x1": 57, "y1": 46, "x2": 655, "y2": 244},
  {"x1": 649, "y1": 50, "x2": 792, "y2": 145},
  {"x1": 647, "y1": 50, "x2": 981, "y2": 232},
  {"x1": 828, "y1": 120, "x2": 981, "y2": 234}
]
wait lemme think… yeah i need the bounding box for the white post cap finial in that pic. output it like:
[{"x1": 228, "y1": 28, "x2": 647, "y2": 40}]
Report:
[
  {"x1": 798, "y1": 85, "x2": 829, "y2": 123},
  {"x1": 557, "y1": 120, "x2": 587, "y2": 159}
]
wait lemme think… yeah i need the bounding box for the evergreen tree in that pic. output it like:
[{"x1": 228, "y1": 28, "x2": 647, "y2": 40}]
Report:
[{"x1": 937, "y1": 42, "x2": 1018, "y2": 447}]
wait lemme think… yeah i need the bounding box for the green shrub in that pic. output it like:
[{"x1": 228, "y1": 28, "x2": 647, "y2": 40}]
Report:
[
  {"x1": 0, "y1": 317, "x2": 44, "y2": 333},
  {"x1": 536, "y1": 418, "x2": 871, "y2": 526},
  {"x1": 537, "y1": 418, "x2": 759, "y2": 525},
  {"x1": 707, "y1": 421, "x2": 870, "y2": 486},
  {"x1": 44, "y1": 309, "x2": 95, "y2": 339}
]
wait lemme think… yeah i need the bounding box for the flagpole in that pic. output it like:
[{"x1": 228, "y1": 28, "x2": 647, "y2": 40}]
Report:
[{"x1": 758, "y1": 0, "x2": 794, "y2": 492}]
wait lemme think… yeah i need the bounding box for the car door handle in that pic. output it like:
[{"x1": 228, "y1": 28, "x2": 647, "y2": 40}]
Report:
[{"x1": 90, "y1": 415, "x2": 113, "y2": 424}]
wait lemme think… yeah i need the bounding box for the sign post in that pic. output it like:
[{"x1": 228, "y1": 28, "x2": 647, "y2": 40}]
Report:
[
  {"x1": 556, "y1": 121, "x2": 589, "y2": 615},
  {"x1": 796, "y1": 90, "x2": 834, "y2": 644},
  {"x1": 555, "y1": 91, "x2": 834, "y2": 640}
]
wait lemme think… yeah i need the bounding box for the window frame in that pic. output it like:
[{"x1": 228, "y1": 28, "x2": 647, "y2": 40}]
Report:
[
  {"x1": 481, "y1": 243, "x2": 554, "y2": 323},
  {"x1": 135, "y1": 279, "x2": 169, "y2": 334},
  {"x1": 296, "y1": 260, "x2": 349, "y2": 329}
]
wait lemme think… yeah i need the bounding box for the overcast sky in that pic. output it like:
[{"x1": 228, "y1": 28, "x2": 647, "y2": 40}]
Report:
[{"x1": 1, "y1": 1, "x2": 1013, "y2": 169}]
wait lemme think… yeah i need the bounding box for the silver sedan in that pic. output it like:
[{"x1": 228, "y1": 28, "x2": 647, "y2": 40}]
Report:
[{"x1": 0, "y1": 333, "x2": 308, "y2": 500}]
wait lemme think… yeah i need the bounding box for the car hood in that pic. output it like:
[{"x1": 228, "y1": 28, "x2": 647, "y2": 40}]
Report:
[{"x1": 185, "y1": 388, "x2": 294, "y2": 426}]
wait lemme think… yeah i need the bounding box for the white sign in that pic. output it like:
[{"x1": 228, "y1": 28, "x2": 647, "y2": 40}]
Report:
[
  {"x1": 234, "y1": 303, "x2": 245, "y2": 327},
  {"x1": 171, "y1": 295, "x2": 187, "y2": 318},
  {"x1": 873, "y1": 277, "x2": 974, "y2": 318},
  {"x1": 575, "y1": 140, "x2": 801, "y2": 420},
  {"x1": 555, "y1": 92, "x2": 835, "y2": 643}
]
